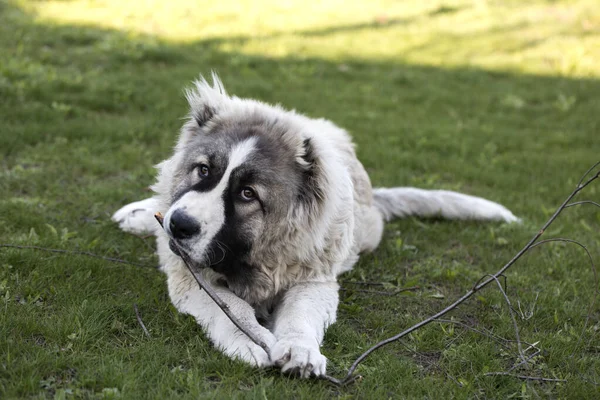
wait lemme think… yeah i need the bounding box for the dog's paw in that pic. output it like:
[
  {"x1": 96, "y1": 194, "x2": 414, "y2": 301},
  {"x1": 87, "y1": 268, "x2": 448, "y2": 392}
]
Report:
[
  {"x1": 271, "y1": 336, "x2": 326, "y2": 378},
  {"x1": 112, "y1": 198, "x2": 160, "y2": 235},
  {"x1": 225, "y1": 333, "x2": 277, "y2": 368},
  {"x1": 236, "y1": 343, "x2": 273, "y2": 368}
]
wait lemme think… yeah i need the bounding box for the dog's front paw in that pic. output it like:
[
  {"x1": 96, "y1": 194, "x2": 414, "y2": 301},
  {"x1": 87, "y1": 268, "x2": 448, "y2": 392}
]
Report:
[
  {"x1": 232, "y1": 342, "x2": 273, "y2": 368},
  {"x1": 271, "y1": 336, "x2": 326, "y2": 378},
  {"x1": 112, "y1": 198, "x2": 159, "y2": 235},
  {"x1": 224, "y1": 331, "x2": 277, "y2": 368}
]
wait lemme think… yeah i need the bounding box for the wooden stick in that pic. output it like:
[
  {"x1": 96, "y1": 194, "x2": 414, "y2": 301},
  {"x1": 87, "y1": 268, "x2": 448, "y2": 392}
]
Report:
[
  {"x1": 154, "y1": 213, "x2": 270, "y2": 355},
  {"x1": 0, "y1": 244, "x2": 150, "y2": 268}
]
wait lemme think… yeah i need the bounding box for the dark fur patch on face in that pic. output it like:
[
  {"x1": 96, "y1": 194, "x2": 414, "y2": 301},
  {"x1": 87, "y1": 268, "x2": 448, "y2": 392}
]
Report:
[
  {"x1": 204, "y1": 169, "x2": 256, "y2": 286},
  {"x1": 171, "y1": 155, "x2": 226, "y2": 203}
]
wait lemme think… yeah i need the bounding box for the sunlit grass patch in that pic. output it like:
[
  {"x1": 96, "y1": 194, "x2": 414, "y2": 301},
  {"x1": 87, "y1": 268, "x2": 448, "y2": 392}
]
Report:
[{"x1": 21, "y1": 0, "x2": 600, "y2": 76}]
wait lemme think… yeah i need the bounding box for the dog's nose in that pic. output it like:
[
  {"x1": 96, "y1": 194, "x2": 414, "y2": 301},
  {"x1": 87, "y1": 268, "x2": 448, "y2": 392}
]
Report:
[{"x1": 169, "y1": 210, "x2": 200, "y2": 239}]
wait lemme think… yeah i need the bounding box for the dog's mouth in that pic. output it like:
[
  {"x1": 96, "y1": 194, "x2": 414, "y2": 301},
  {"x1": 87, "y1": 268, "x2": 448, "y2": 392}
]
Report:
[
  {"x1": 168, "y1": 239, "x2": 183, "y2": 256},
  {"x1": 168, "y1": 237, "x2": 229, "y2": 272},
  {"x1": 167, "y1": 238, "x2": 208, "y2": 272}
]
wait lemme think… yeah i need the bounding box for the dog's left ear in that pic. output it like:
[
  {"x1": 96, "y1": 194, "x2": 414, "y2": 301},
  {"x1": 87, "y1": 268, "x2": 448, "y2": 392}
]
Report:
[{"x1": 297, "y1": 138, "x2": 324, "y2": 204}]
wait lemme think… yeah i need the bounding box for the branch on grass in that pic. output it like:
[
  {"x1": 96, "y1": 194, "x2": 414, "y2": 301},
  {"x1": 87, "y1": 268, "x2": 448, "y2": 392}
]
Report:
[
  {"x1": 335, "y1": 161, "x2": 600, "y2": 385},
  {"x1": 341, "y1": 281, "x2": 395, "y2": 286},
  {"x1": 530, "y1": 237, "x2": 598, "y2": 358},
  {"x1": 0, "y1": 244, "x2": 153, "y2": 268},
  {"x1": 134, "y1": 303, "x2": 151, "y2": 338},
  {"x1": 340, "y1": 286, "x2": 420, "y2": 296},
  {"x1": 564, "y1": 200, "x2": 600, "y2": 209},
  {"x1": 486, "y1": 274, "x2": 526, "y2": 363},
  {"x1": 507, "y1": 350, "x2": 541, "y2": 373},
  {"x1": 484, "y1": 372, "x2": 566, "y2": 383},
  {"x1": 433, "y1": 318, "x2": 533, "y2": 350}
]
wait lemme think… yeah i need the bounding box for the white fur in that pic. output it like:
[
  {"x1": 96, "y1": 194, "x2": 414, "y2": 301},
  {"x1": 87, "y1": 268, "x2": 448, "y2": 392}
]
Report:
[
  {"x1": 270, "y1": 282, "x2": 339, "y2": 377},
  {"x1": 112, "y1": 74, "x2": 519, "y2": 378},
  {"x1": 111, "y1": 197, "x2": 159, "y2": 235},
  {"x1": 373, "y1": 187, "x2": 520, "y2": 223}
]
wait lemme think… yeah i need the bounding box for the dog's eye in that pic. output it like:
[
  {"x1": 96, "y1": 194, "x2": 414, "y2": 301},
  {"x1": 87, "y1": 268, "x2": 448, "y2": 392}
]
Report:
[
  {"x1": 240, "y1": 187, "x2": 256, "y2": 201},
  {"x1": 197, "y1": 164, "x2": 210, "y2": 177}
]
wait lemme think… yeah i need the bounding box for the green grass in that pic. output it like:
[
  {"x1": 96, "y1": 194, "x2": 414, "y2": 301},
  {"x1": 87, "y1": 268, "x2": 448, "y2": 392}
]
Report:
[{"x1": 1, "y1": 0, "x2": 599, "y2": 398}]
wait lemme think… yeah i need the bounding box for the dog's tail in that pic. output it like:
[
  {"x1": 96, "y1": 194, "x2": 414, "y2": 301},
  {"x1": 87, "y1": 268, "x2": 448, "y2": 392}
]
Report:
[{"x1": 373, "y1": 187, "x2": 519, "y2": 223}]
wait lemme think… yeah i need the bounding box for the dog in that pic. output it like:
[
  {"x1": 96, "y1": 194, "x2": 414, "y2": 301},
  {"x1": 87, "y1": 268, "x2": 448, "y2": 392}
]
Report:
[{"x1": 112, "y1": 73, "x2": 518, "y2": 378}]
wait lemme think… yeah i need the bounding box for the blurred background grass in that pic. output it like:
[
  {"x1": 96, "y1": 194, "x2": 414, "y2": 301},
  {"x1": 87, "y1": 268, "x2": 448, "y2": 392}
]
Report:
[{"x1": 19, "y1": 0, "x2": 600, "y2": 76}]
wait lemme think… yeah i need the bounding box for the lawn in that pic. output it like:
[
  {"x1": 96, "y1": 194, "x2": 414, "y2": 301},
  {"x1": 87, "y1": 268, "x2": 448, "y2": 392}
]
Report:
[{"x1": 1, "y1": 0, "x2": 599, "y2": 398}]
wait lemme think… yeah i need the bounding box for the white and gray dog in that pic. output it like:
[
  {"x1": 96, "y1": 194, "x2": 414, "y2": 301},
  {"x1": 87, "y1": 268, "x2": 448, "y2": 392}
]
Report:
[{"x1": 113, "y1": 74, "x2": 518, "y2": 378}]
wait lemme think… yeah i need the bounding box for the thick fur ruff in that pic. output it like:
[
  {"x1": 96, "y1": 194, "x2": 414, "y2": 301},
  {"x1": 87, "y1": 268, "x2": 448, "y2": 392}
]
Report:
[{"x1": 113, "y1": 73, "x2": 519, "y2": 378}]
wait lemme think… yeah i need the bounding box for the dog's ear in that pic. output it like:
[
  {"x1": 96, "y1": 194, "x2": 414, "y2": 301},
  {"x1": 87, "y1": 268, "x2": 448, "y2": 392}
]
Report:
[
  {"x1": 297, "y1": 138, "x2": 324, "y2": 205},
  {"x1": 191, "y1": 104, "x2": 216, "y2": 128},
  {"x1": 185, "y1": 72, "x2": 227, "y2": 129}
]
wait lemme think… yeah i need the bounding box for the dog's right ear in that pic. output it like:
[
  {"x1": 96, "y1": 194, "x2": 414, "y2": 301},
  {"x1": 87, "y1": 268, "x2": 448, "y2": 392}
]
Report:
[
  {"x1": 296, "y1": 137, "x2": 325, "y2": 207},
  {"x1": 184, "y1": 72, "x2": 227, "y2": 130}
]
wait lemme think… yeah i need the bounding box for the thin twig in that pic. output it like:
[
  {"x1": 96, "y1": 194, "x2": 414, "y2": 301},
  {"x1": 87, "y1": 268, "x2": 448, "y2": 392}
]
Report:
[
  {"x1": 134, "y1": 303, "x2": 151, "y2": 338},
  {"x1": 0, "y1": 244, "x2": 152, "y2": 268},
  {"x1": 340, "y1": 286, "x2": 420, "y2": 296},
  {"x1": 340, "y1": 288, "x2": 397, "y2": 296},
  {"x1": 516, "y1": 292, "x2": 539, "y2": 321},
  {"x1": 507, "y1": 350, "x2": 541, "y2": 373},
  {"x1": 530, "y1": 237, "x2": 598, "y2": 358},
  {"x1": 320, "y1": 374, "x2": 361, "y2": 386},
  {"x1": 434, "y1": 318, "x2": 523, "y2": 350},
  {"x1": 486, "y1": 275, "x2": 526, "y2": 363},
  {"x1": 484, "y1": 372, "x2": 566, "y2": 383},
  {"x1": 341, "y1": 281, "x2": 387, "y2": 286},
  {"x1": 576, "y1": 160, "x2": 600, "y2": 187},
  {"x1": 564, "y1": 200, "x2": 600, "y2": 209},
  {"x1": 337, "y1": 162, "x2": 599, "y2": 384},
  {"x1": 153, "y1": 213, "x2": 270, "y2": 354}
]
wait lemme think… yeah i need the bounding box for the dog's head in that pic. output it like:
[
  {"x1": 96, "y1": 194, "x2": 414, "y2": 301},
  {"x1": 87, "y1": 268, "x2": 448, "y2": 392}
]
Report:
[{"x1": 153, "y1": 74, "x2": 352, "y2": 300}]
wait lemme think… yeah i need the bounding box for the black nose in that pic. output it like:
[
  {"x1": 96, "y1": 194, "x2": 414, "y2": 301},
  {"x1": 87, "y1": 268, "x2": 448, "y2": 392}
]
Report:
[{"x1": 169, "y1": 210, "x2": 200, "y2": 239}]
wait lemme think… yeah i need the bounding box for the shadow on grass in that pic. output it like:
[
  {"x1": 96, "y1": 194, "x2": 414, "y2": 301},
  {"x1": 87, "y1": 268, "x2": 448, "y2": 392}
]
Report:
[{"x1": 1, "y1": 1, "x2": 599, "y2": 398}]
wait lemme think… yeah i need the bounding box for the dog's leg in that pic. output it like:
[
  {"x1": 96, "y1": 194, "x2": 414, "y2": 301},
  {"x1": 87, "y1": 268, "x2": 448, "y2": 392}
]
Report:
[
  {"x1": 112, "y1": 197, "x2": 160, "y2": 235},
  {"x1": 373, "y1": 187, "x2": 520, "y2": 222},
  {"x1": 166, "y1": 264, "x2": 277, "y2": 367},
  {"x1": 270, "y1": 281, "x2": 339, "y2": 378},
  {"x1": 355, "y1": 204, "x2": 385, "y2": 253}
]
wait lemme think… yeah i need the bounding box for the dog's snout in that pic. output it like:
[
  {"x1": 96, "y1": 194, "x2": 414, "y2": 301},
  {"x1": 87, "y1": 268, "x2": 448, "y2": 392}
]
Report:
[{"x1": 169, "y1": 209, "x2": 200, "y2": 239}]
